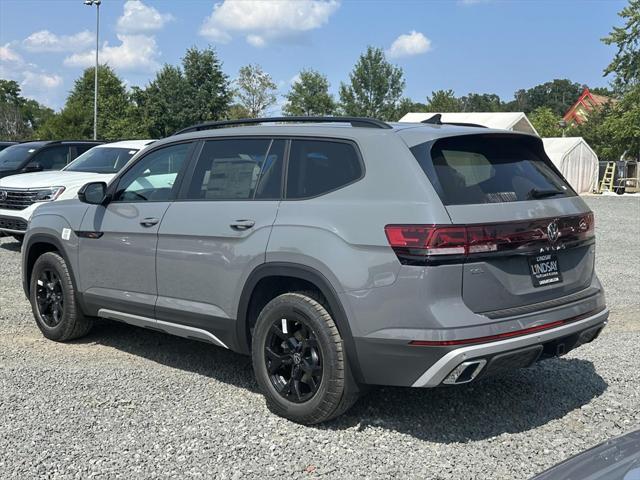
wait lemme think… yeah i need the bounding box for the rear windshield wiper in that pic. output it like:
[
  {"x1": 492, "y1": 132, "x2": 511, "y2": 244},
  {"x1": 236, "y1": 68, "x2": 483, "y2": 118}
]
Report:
[{"x1": 528, "y1": 188, "x2": 565, "y2": 199}]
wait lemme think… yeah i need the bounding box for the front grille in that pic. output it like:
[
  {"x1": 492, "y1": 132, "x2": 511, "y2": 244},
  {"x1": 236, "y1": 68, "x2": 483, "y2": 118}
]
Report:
[
  {"x1": 0, "y1": 189, "x2": 39, "y2": 210},
  {"x1": 0, "y1": 216, "x2": 28, "y2": 232}
]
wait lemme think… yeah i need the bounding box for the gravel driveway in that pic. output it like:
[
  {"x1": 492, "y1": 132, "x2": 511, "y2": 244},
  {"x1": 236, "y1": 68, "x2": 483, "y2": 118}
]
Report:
[{"x1": 1, "y1": 195, "x2": 638, "y2": 479}]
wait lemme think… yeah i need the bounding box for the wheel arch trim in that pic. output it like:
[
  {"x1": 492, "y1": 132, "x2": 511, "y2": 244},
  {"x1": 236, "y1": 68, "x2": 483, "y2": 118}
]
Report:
[
  {"x1": 236, "y1": 262, "x2": 364, "y2": 383},
  {"x1": 23, "y1": 233, "x2": 77, "y2": 299}
]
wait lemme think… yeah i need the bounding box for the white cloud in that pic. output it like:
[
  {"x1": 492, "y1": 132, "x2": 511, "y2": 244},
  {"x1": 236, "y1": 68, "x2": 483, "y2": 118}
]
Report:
[
  {"x1": 63, "y1": 34, "x2": 160, "y2": 72},
  {"x1": 246, "y1": 34, "x2": 266, "y2": 48},
  {"x1": 200, "y1": 0, "x2": 340, "y2": 46},
  {"x1": 0, "y1": 46, "x2": 64, "y2": 107},
  {"x1": 22, "y1": 71, "x2": 63, "y2": 90},
  {"x1": 116, "y1": 0, "x2": 173, "y2": 34},
  {"x1": 0, "y1": 43, "x2": 22, "y2": 63},
  {"x1": 386, "y1": 31, "x2": 432, "y2": 59},
  {"x1": 23, "y1": 30, "x2": 93, "y2": 53}
]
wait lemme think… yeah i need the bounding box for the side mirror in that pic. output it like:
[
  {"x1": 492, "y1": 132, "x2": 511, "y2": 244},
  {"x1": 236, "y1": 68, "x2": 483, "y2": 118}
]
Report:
[
  {"x1": 78, "y1": 181, "x2": 108, "y2": 205},
  {"x1": 24, "y1": 162, "x2": 43, "y2": 172}
]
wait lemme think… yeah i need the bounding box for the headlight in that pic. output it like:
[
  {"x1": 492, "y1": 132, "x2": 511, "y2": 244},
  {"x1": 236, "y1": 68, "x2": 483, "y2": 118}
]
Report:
[{"x1": 34, "y1": 186, "x2": 66, "y2": 202}]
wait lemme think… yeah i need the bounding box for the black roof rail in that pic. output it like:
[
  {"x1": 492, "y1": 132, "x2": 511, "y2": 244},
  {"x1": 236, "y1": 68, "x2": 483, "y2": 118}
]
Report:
[
  {"x1": 172, "y1": 116, "x2": 392, "y2": 136},
  {"x1": 420, "y1": 114, "x2": 487, "y2": 129}
]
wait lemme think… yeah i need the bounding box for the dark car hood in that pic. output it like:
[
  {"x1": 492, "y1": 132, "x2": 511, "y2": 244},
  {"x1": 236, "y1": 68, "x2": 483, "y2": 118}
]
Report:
[{"x1": 531, "y1": 430, "x2": 640, "y2": 480}]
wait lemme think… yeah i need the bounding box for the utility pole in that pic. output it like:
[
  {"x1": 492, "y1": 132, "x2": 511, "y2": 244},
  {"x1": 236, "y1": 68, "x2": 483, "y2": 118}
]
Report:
[{"x1": 84, "y1": 0, "x2": 101, "y2": 140}]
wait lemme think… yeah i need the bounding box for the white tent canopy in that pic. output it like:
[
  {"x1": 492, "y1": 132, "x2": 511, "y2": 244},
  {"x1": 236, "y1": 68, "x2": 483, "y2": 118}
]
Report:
[
  {"x1": 542, "y1": 137, "x2": 599, "y2": 194},
  {"x1": 399, "y1": 112, "x2": 539, "y2": 136}
]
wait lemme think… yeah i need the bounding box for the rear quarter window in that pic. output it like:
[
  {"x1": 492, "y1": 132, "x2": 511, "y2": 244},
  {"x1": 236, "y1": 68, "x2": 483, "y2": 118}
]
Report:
[
  {"x1": 411, "y1": 134, "x2": 575, "y2": 205},
  {"x1": 286, "y1": 139, "x2": 362, "y2": 199}
]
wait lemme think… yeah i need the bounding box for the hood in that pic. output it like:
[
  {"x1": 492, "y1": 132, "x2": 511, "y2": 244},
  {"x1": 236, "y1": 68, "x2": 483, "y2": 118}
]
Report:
[{"x1": 0, "y1": 171, "x2": 114, "y2": 189}]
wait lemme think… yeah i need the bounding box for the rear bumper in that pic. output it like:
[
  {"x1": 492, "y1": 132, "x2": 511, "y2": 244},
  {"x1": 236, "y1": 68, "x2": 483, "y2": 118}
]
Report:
[
  {"x1": 411, "y1": 306, "x2": 607, "y2": 387},
  {"x1": 353, "y1": 305, "x2": 608, "y2": 388}
]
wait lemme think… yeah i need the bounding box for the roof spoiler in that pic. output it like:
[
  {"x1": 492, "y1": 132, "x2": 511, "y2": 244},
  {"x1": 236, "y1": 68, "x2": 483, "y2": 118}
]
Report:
[
  {"x1": 421, "y1": 114, "x2": 488, "y2": 129},
  {"x1": 172, "y1": 116, "x2": 392, "y2": 136}
]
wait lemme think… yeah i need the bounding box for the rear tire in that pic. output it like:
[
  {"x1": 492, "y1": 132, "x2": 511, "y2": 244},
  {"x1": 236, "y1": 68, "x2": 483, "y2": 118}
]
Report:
[
  {"x1": 30, "y1": 252, "x2": 93, "y2": 342},
  {"x1": 251, "y1": 292, "x2": 359, "y2": 424}
]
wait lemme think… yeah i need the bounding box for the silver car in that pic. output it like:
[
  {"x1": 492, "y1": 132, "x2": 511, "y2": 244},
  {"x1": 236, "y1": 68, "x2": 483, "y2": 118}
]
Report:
[{"x1": 21, "y1": 117, "x2": 608, "y2": 424}]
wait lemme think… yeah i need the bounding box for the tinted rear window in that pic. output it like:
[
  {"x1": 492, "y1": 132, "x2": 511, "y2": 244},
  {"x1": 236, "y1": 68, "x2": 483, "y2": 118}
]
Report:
[{"x1": 411, "y1": 135, "x2": 575, "y2": 205}]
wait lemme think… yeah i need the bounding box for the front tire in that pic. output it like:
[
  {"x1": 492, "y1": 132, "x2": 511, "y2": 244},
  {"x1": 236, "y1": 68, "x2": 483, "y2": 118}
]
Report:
[
  {"x1": 30, "y1": 252, "x2": 93, "y2": 342},
  {"x1": 252, "y1": 292, "x2": 359, "y2": 424}
]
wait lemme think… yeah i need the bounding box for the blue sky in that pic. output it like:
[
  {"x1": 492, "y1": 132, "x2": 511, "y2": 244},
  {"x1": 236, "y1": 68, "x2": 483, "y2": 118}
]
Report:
[{"x1": 0, "y1": 0, "x2": 626, "y2": 112}]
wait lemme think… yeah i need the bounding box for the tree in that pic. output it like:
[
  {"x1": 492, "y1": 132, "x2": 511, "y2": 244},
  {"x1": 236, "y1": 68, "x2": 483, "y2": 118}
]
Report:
[
  {"x1": 0, "y1": 79, "x2": 53, "y2": 140},
  {"x1": 134, "y1": 65, "x2": 188, "y2": 138},
  {"x1": 512, "y1": 79, "x2": 585, "y2": 115},
  {"x1": 283, "y1": 69, "x2": 335, "y2": 116},
  {"x1": 603, "y1": 0, "x2": 640, "y2": 91},
  {"x1": 394, "y1": 98, "x2": 428, "y2": 120},
  {"x1": 226, "y1": 104, "x2": 251, "y2": 120},
  {"x1": 459, "y1": 93, "x2": 504, "y2": 112},
  {"x1": 529, "y1": 107, "x2": 563, "y2": 137},
  {"x1": 339, "y1": 46, "x2": 405, "y2": 120},
  {"x1": 182, "y1": 46, "x2": 232, "y2": 124},
  {"x1": 235, "y1": 64, "x2": 277, "y2": 118},
  {"x1": 425, "y1": 89, "x2": 462, "y2": 112}
]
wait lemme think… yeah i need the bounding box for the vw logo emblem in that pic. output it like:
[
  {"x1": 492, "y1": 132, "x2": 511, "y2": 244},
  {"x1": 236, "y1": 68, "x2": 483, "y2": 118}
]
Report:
[
  {"x1": 0, "y1": 190, "x2": 7, "y2": 201},
  {"x1": 547, "y1": 221, "x2": 560, "y2": 244}
]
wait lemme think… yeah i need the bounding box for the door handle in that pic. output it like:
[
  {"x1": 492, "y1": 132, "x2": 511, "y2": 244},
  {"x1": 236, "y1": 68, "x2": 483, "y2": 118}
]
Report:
[
  {"x1": 230, "y1": 219, "x2": 255, "y2": 231},
  {"x1": 140, "y1": 217, "x2": 160, "y2": 227}
]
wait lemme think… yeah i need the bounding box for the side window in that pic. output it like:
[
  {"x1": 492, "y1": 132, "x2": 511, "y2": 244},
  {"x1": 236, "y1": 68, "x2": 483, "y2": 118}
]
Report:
[
  {"x1": 114, "y1": 143, "x2": 190, "y2": 202},
  {"x1": 286, "y1": 140, "x2": 362, "y2": 199},
  {"x1": 28, "y1": 146, "x2": 70, "y2": 170},
  {"x1": 185, "y1": 138, "x2": 284, "y2": 200},
  {"x1": 75, "y1": 144, "x2": 95, "y2": 157}
]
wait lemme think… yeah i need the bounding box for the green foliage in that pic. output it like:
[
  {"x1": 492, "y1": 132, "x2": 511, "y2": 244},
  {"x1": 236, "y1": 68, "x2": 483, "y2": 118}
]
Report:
[
  {"x1": 283, "y1": 69, "x2": 335, "y2": 116},
  {"x1": 0, "y1": 79, "x2": 53, "y2": 140},
  {"x1": 604, "y1": 84, "x2": 640, "y2": 159},
  {"x1": 134, "y1": 65, "x2": 188, "y2": 137},
  {"x1": 182, "y1": 46, "x2": 232, "y2": 123},
  {"x1": 529, "y1": 107, "x2": 563, "y2": 137},
  {"x1": 512, "y1": 79, "x2": 585, "y2": 116},
  {"x1": 394, "y1": 98, "x2": 428, "y2": 120},
  {"x1": 460, "y1": 93, "x2": 504, "y2": 112},
  {"x1": 339, "y1": 46, "x2": 405, "y2": 120},
  {"x1": 133, "y1": 47, "x2": 232, "y2": 136},
  {"x1": 235, "y1": 64, "x2": 277, "y2": 118},
  {"x1": 425, "y1": 89, "x2": 462, "y2": 112},
  {"x1": 603, "y1": 0, "x2": 640, "y2": 91},
  {"x1": 36, "y1": 65, "x2": 139, "y2": 140},
  {"x1": 226, "y1": 104, "x2": 251, "y2": 120}
]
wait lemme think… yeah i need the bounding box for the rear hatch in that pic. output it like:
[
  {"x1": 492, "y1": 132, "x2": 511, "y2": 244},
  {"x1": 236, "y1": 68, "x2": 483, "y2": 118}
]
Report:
[{"x1": 407, "y1": 132, "x2": 596, "y2": 315}]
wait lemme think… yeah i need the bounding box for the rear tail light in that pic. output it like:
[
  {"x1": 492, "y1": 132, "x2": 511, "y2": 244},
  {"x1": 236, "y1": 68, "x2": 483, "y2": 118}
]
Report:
[{"x1": 385, "y1": 213, "x2": 594, "y2": 265}]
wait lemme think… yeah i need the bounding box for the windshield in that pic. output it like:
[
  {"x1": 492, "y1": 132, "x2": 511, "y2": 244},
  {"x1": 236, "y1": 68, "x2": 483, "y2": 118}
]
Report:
[
  {"x1": 0, "y1": 145, "x2": 37, "y2": 170},
  {"x1": 64, "y1": 147, "x2": 139, "y2": 174}
]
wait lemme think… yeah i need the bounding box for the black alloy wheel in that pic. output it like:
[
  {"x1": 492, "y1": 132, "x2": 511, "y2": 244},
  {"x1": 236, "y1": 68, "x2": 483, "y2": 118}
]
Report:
[
  {"x1": 265, "y1": 316, "x2": 323, "y2": 403},
  {"x1": 35, "y1": 269, "x2": 65, "y2": 327}
]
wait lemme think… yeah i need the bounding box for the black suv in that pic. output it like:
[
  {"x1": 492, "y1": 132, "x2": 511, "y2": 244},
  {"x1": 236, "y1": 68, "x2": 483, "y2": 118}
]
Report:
[{"x1": 0, "y1": 140, "x2": 103, "y2": 179}]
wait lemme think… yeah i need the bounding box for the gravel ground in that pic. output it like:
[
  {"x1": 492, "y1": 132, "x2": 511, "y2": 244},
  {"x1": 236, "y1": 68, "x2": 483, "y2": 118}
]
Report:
[{"x1": 0, "y1": 195, "x2": 638, "y2": 480}]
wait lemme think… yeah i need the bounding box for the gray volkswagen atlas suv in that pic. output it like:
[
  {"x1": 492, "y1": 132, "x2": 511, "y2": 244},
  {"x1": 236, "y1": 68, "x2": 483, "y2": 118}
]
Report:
[{"x1": 21, "y1": 117, "x2": 608, "y2": 424}]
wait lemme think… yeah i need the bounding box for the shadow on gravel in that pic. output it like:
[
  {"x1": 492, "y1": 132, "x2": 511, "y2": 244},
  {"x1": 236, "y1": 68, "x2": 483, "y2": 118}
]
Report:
[
  {"x1": 324, "y1": 358, "x2": 608, "y2": 442},
  {"x1": 74, "y1": 319, "x2": 259, "y2": 393},
  {"x1": 75, "y1": 319, "x2": 608, "y2": 443},
  {"x1": 0, "y1": 239, "x2": 22, "y2": 252}
]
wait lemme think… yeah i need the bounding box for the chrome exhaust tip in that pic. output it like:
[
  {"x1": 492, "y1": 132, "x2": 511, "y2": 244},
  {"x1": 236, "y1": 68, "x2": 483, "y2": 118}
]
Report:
[{"x1": 443, "y1": 359, "x2": 487, "y2": 385}]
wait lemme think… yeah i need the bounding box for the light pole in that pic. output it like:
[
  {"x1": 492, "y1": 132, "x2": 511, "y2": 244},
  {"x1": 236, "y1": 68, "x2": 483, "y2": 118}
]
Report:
[{"x1": 84, "y1": 0, "x2": 101, "y2": 140}]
